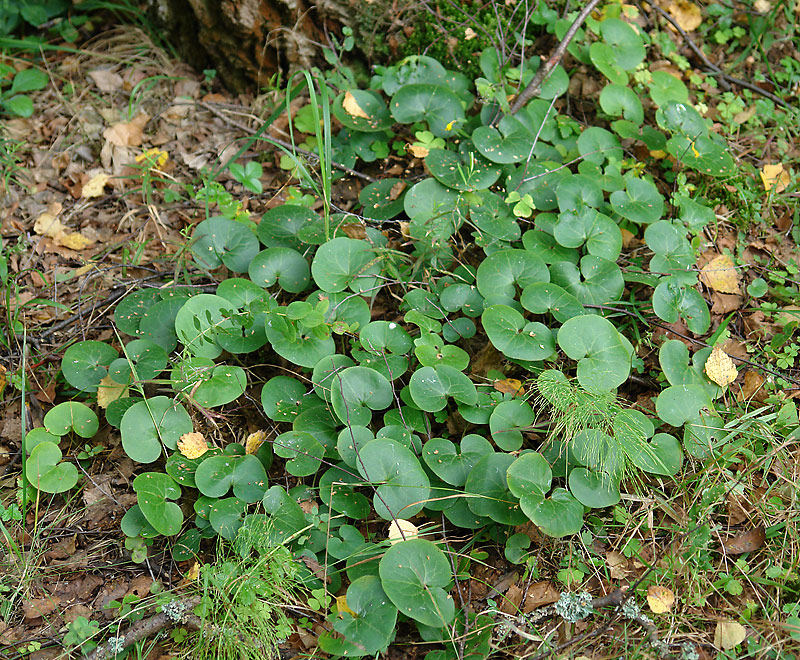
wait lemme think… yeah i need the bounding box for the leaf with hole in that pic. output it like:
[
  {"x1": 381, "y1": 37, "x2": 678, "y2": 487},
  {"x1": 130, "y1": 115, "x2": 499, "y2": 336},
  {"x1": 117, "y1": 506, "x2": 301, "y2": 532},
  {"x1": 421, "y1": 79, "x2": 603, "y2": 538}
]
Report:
[
  {"x1": 422, "y1": 434, "x2": 493, "y2": 487},
  {"x1": 489, "y1": 400, "x2": 535, "y2": 451},
  {"x1": 426, "y1": 142, "x2": 501, "y2": 192},
  {"x1": 312, "y1": 237, "x2": 382, "y2": 294},
  {"x1": 356, "y1": 438, "x2": 430, "y2": 519},
  {"x1": 44, "y1": 401, "x2": 99, "y2": 438},
  {"x1": 652, "y1": 277, "x2": 710, "y2": 334},
  {"x1": 120, "y1": 396, "x2": 193, "y2": 463},
  {"x1": 133, "y1": 472, "x2": 183, "y2": 536},
  {"x1": 409, "y1": 365, "x2": 478, "y2": 412},
  {"x1": 520, "y1": 282, "x2": 585, "y2": 322},
  {"x1": 379, "y1": 539, "x2": 455, "y2": 627},
  {"x1": 610, "y1": 176, "x2": 663, "y2": 224},
  {"x1": 554, "y1": 208, "x2": 622, "y2": 261},
  {"x1": 557, "y1": 315, "x2": 632, "y2": 391},
  {"x1": 390, "y1": 83, "x2": 466, "y2": 137},
  {"x1": 320, "y1": 575, "x2": 397, "y2": 657},
  {"x1": 61, "y1": 340, "x2": 118, "y2": 393},
  {"x1": 482, "y1": 304, "x2": 555, "y2": 362},
  {"x1": 249, "y1": 247, "x2": 310, "y2": 293},
  {"x1": 25, "y1": 442, "x2": 79, "y2": 494},
  {"x1": 195, "y1": 453, "x2": 269, "y2": 500},
  {"x1": 191, "y1": 216, "x2": 259, "y2": 273},
  {"x1": 549, "y1": 255, "x2": 625, "y2": 305}
]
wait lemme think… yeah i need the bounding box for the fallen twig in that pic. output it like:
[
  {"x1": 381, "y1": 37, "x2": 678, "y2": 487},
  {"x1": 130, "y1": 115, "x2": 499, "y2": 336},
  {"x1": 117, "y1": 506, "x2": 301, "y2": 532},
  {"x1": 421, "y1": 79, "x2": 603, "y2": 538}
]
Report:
[{"x1": 508, "y1": 0, "x2": 603, "y2": 114}]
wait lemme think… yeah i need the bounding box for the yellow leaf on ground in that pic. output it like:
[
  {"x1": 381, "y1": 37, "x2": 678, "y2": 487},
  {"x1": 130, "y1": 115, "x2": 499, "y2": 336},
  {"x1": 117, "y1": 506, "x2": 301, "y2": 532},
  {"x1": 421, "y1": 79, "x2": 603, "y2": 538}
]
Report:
[
  {"x1": 97, "y1": 374, "x2": 128, "y2": 408},
  {"x1": 342, "y1": 91, "x2": 370, "y2": 119},
  {"x1": 185, "y1": 562, "x2": 201, "y2": 580},
  {"x1": 705, "y1": 346, "x2": 738, "y2": 387},
  {"x1": 33, "y1": 203, "x2": 65, "y2": 237},
  {"x1": 407, "y1": 143, "x2": 429, "y2": 158},
  {"x1": 646, "y1": 585, "x2": 675, "y2": 613},
  {"x1": 177, "y1": 432, "x2": 208, "y2": 459},
  {"x1": 700, "y1": 254, "x2": 740, "y2": 293},
  {"x1": 464, "y1": 27, "x2": 477, "y2": 40},
  {"x1": 135, "y1": 147, "x2": 169, "y2": 169},
  {"x1": 57, "y1": 232, "x2": 95, "y2": 250},
  {"x1": 714, "y1": 621, "x2": 746, "y2": 650},
  {"x1": 82, "y1": 172, "x2": 109, "y2": 198},
  {"x1": 388, "y1": 519, "x2": 420, "y2": 544},
  {"x1": 759, "y1": 163, "x2": 791, "y2": 193},
  {"x1": 494, "y1": 378, "x2": 525, "y2": 397},
  {"x1": 667, "y1": 0, "x2": 702, "y2": 31},
  {"x1": 245, "y1": 429, "x2": 267, "y2": 454},
  {"x1": 336, "y1": 595, "x2": 357, "y2": 618}
]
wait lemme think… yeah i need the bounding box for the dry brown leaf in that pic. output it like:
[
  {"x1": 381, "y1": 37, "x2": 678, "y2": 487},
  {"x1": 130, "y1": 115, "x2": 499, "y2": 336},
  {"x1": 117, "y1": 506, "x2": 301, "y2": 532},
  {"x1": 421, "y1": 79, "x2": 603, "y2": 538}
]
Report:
[
  {"x1": 245, "y1": 430, "x2": 267, "y2": 454},
  {"x1": 340, "y1": 223, "x2": 367, "y2": 239},
  {"x1": 342, "y1": 91, "x2": 370, "y2": 119},
  {"x1": 737, "y1": 370, "x2": 766, "y2": 402},
  {"x1": 710, "y1": 292, "x2": 743, "y2": 314},
  {"x1": 97, "y1": 374, "x2": 128, "y2": 409},
  {"x1": 700, "y1": 254, "x2": 740, "y2": 293},
  {"x1": 704, "y1": 346, "x2": 738, "y2": 387},
  {"x1": 646, "y1": 585, "x2": 675, "y2": 614},
  {"x1": 88, "y1": 68, "x2": 123, "y2": 92},
  {"x1": 494, "y1": 378, "x2": 525, "y2": 397},
  {"x1": 733, "y1": 105, "x2": 757, "y2": 124},
  {"x1": 388, "y1": 519, "x2": 419, "y2": 543},
  {"x1": 464, "y1": 27, "x2": 478, "y2": 40},
  {"x1": 177, "y1": 432, "x2": 208, "y2": 459},
  {"x1": 720, "y1": 527, "x2": 766, "y2": 555},
  {"x1": 407, "y1": 143, "x2": 429, "y2": 158},
  {"x1": 81, "y1": 172, "x2": 110, "y2": 198},
  {"x1": 388, "y1": 180, "x2": 406, "y2": 200},
  {"x1": 103, "y1": 112, "x2": 150, "y2": 147},
  {"x1": 714, "y1": 621, "x2": 746, "y2": 650},
  {"x1": 760, "y1": 163, "x2": 791, "y2": 193},
  {"x1": 606, "y1": 550, "x2": 630, "y2": 579},
  {"x1": 667, "y1": 0, "x2": 702, "y2": 31}
]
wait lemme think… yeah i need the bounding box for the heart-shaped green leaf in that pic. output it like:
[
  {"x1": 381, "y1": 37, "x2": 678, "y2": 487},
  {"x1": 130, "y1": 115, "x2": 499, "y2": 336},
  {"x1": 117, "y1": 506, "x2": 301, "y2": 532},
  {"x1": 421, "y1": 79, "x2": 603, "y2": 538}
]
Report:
[
  {"x1": 44, "y1": 401, "x2": 99, "y2": 438},
  {"x1": 25, "y1": 442, "x2": 79, "y2": 494},
  {"x1": 120, "y1": 396, "x2": 193, "y2": 463},
  {"x1": 557, "y1": 315, "x2": 632, "y2": 391},
  {"x1": 133, "y1": 472, "x2": 183, "y2": 536}
]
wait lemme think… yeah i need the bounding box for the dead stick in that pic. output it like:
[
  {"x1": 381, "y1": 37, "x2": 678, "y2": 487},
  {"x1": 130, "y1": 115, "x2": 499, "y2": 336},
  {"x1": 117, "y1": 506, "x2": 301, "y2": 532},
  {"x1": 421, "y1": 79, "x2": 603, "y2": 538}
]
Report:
[{"x1": 509, "y1": 0, "x2": 603, "y2": 114}]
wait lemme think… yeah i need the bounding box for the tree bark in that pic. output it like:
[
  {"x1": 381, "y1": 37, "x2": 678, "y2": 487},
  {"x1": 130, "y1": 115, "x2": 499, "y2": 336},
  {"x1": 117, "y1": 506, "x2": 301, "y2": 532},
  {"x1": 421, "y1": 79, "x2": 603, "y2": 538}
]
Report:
[{"x1": 143, "y1": 0, "x2": 357, "y2": 92}]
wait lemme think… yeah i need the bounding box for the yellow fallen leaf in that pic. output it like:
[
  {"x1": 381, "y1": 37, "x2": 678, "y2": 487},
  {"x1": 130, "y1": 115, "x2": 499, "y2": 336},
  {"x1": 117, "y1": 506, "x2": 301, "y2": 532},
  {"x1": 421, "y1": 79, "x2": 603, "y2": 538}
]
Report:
[
  {"x1": 705, "y1": 346, "x2": 738, "y2": 387},
  {"x1": 700, "y1": 254, "x2": 740, "y2": 294},
  {"x1": 336, "y1": 594, "x2": 357, "y2": 618},
  {"x1": 342, "y1": 91, "x2": 370, "y2": 119},
  {"x1": 494, "y1": 378, "x2": 525, "y2": 397},
  {"x1": 185, "y1": 561, "x2": 201, "y2": 580},
  {"x1": 646, "y1": 585, "x2": 675, "y2": 614},
  {"x1": 245, "y1": 429, "x2": 267, "y2": 454},
  {"x1": 33, "y1": 203, "x2": 65, "y2": 238},
  {"x1": 177, "y1": 432, "x2": 208, "y2": 459},
  {"x1": 754, "y1": 0, "x2": 772, "y2": 12},
  {"x1": 759, "y1": 163, "x2": 791, "y2": 193},
  {"x1": 82, "y1": 172, "x2": 109, "y2": 198},
  {"x1": 97, "y1": 374, "x2": 128, "y2": 408},
  {"x1": 714, "y1": 620, "x2": 746, "y2": 650},
  {"x1": 0, "y1": 364, "x2": 7, "y2": 399},
  {"x1": 464, "y1": 27, "x2": 477, "y2": 40},
  {"x1": 135, "y1": 147, "x2": 169, "y2": 169},
  {"x1": 388, "y1": 519, "x2": 420, "y2": 544},
  {"x1": 57, "y1": 232, "x2": 95, "y2": 250},
  {"x1": 667, "y1": 0, "x2": 702, "y2": 31}
]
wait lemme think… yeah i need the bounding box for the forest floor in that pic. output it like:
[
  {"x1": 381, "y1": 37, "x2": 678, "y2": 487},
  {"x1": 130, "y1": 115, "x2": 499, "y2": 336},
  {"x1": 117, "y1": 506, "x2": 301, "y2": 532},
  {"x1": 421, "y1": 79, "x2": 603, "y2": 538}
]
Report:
[{"x1": 1, "y1": 2, "x2": 800, "y2": 660}]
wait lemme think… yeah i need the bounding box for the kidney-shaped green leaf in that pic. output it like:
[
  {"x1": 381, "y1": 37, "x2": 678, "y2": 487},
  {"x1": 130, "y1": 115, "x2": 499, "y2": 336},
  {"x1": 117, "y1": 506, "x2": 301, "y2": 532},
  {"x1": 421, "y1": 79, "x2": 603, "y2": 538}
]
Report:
[{"x1": 557, "y1": 315, "x2": 632, "y2": 391}]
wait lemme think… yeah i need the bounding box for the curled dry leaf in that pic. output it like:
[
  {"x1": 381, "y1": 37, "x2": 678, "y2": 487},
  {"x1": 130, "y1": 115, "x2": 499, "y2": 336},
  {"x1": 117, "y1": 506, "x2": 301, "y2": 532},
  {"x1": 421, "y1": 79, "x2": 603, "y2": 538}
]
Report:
[
  {"x1": 606, "y1": 550, "x2": 630, "y2": 579},
  {"x1": 388, "y1": 519, "x2": 420, "y2": 543},
  {"x1": 714, "y1": 621, "x2": 746, "y2": 650},
  {"x1": 245, "y1": 429, "x2": 267, "y2": 454},
  {"x1": 720, "y1": 527, "x2": 766, "y2": 555},
  {"x1": 700, "y1": 254, "x2": 740, "y2": 293},
  {"x1": 646, "y1": 585, "x2": 675, "y2": 614},
  {"x1": 704, "y1": 346, "x2": 738, "y2": 387},
  {"x1": 759, "y1": 163, "x2": 791, "y2": 193},
  {"x1": 737, "y1": 370, "x2": 766, "y2": 402},
  {"x1": 103, "y1": 112, "x2": 150, "y2": 147},
  {"x1": 177, "y1": 432, "x2": 208, "y2": 459},
  {"x1": 342, "y1": 91, "x2": 370, "y2": 119}
]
